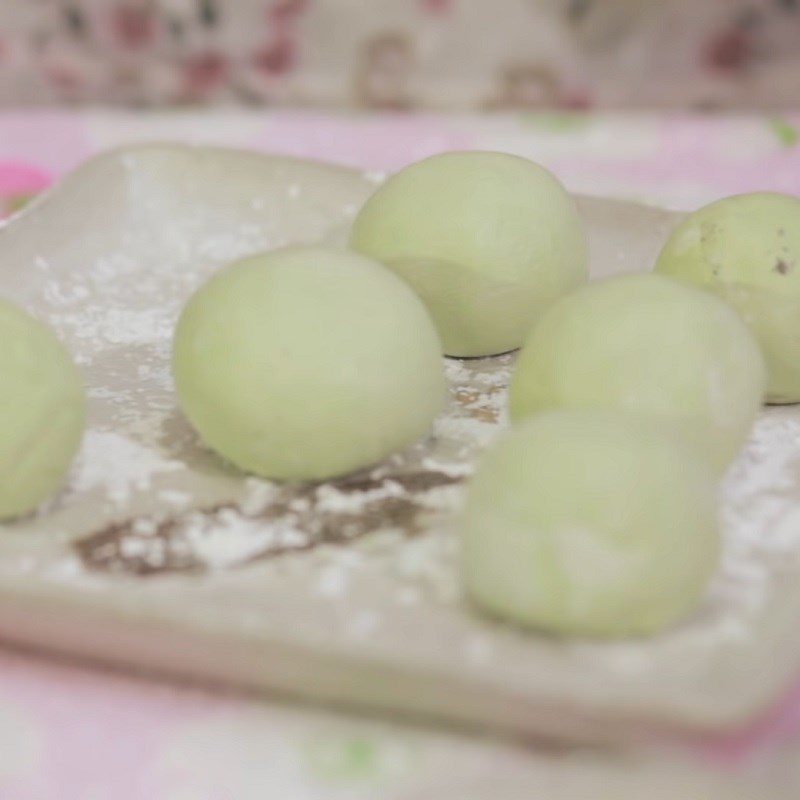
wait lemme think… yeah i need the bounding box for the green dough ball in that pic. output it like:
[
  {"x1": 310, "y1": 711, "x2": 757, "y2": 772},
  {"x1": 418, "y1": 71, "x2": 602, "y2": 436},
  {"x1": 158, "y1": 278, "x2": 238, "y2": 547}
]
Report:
[
  {"x1": 461, "y1": 410, "x2": 719, "y2": 637},
  {"x1": 654, "y1": 192, "x2": 800, "y2": 403},
  {"x1": 173, "y1": 247, "x2": 446, "y2": 481},
  {"x1": 350, "y1": 151, "x2": 588, "y2": 357},
  {"x1": 0, "y1": 299, "x2": 86, "y2": 520},
  {"x1": 509, "y1": 273, "x2": 766, "y2": 472}
]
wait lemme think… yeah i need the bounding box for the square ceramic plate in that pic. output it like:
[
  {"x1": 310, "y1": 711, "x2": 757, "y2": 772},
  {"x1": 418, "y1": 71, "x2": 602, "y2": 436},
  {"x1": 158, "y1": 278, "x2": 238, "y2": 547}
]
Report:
[{"x1": 0, "y1": 144, "x2": 799, "y2": 748}]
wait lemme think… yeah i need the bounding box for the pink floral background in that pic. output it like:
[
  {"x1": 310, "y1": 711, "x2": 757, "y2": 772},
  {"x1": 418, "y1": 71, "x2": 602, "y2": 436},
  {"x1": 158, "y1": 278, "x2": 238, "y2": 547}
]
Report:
[
  {"x1": 0, "y1": 1, "x2": 799, "y2": 110},
  {"x1": 0, "y1": 108, "x2": 798, "y2": 797}
]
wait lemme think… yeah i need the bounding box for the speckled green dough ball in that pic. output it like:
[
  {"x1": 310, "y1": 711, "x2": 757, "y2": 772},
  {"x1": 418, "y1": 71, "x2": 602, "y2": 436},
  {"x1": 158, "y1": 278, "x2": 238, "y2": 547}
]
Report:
[
  {"x1": 350, "y1": 151, "x2": 588, "y2": 357},
  {"x1": 173, "y1": 247, "x2": 446, "y2": 481},
  {"x1": 0, "y1": 299, "x2": 86, "y2": 520},
  {"x1": 461, "y1": 410, "x2": 719, "y2": 637},
  {"x1": 509, "y1": 273, "x2": 766, "y2": 472},
  {"x1": 655, "y1": 192, "x2": 800, "y2": 403}
]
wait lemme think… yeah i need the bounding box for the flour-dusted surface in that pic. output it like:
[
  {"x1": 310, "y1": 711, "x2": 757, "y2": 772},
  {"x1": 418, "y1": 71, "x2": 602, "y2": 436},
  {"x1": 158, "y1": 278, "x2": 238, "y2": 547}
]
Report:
[
  {"x1": 72, "y1": 355, "x2": 511, "y2": 577},
  {"x1": 0, "y1": 146, "x2": 799, "y2": 748}
]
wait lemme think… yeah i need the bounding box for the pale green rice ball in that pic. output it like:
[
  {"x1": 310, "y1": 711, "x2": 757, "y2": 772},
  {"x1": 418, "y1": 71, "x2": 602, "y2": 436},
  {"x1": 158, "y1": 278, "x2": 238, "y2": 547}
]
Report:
[
  {"x1": 655, "y1": 192, "x2": 800, "y2": 403},
  {"x1": 350, "y1": 151, "x2": 588, "y2": 357},
  {"x1": 461, "y1": 410, "x2": 719, "y2": 637},
  {"x1": 509, "y1": 273, "x2": 766, "y2": 472},
  {"x1": 0, "y1": 299, "x2": 86, "y2": 520},
  {"x1": 173, "y1": 247, "x2": 446, "y2": 481}
]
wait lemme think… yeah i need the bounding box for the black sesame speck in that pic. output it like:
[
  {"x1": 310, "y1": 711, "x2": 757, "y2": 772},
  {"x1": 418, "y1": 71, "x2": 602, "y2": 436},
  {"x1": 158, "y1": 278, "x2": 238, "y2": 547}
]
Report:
[{"x1": 775, "y1": 258, "x2": 793, "y2": 274}]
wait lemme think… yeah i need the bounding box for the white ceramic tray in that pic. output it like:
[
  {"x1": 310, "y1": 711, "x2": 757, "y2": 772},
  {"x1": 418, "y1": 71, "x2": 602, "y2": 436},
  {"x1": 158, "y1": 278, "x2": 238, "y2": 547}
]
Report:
[{"x1": 0, "y1": 145, "x2": 799, "y2": 750}]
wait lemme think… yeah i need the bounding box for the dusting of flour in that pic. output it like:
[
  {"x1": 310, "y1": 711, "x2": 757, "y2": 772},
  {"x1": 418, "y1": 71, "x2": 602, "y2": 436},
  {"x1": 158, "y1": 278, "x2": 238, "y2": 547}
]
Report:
[{"x1": 71, "y1": 430, "x2": 182, "y2": 505}]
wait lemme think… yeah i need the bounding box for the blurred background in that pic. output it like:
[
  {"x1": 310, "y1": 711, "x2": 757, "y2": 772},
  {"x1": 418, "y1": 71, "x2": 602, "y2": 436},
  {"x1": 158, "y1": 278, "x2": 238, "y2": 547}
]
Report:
[
  {"x1": 0, "y1": 1, "x2": 797, "y2": 220},
  {"x1": 0, "y1": 0, "x2": 798, "y2": 110}
]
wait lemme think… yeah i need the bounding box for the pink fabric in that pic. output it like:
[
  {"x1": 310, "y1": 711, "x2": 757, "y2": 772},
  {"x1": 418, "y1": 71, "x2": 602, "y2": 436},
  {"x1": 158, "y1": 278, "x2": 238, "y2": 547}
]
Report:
[
  {"x1": 702, "y1": 676, "x2": 800, "y2": 766},
  {"x1": 549, "y1": 115, "x2": 800, "y2": 201},
  {"x1": 0, "y1": 650, "x2": 225, "y2": 800},
  {"x1": 256, "y1": 110, "x2": 474, "y2": 171},
  {"x1": 0, "y1": 110, "x2": 799, "y2": 797}
]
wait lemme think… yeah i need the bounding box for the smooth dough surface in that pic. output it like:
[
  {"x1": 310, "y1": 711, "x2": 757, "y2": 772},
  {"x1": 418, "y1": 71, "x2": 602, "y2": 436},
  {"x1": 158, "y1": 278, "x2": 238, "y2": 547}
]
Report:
[
  {"x1": 461, "y1": 410, "x2": 720, "y2": 637},
  {"x1": 654, "y1": 192, "x2": 800, "y2": 403},
  {"x1": 0, "y1": 299, "x2": 86, "y2": 520},
  {"x1": 350, "y1": 151, "x2": 588, "y2": 357},
  {"x1": 509, "y1": 273, "x2": 766, "y2": 472},
  {"x1": 173, "y1": 247, "x2": 446, "y2": 481}
]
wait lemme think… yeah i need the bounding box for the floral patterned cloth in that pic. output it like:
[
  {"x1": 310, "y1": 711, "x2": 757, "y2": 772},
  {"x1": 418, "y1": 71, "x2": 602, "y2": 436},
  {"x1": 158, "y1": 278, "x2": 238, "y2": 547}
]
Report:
[
  {"x1": 0, "y1": 1, "x2": 799, "y2": 109},
  {"x1": 0, "y1": 108, "x2": 798, "y2": 798}
]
